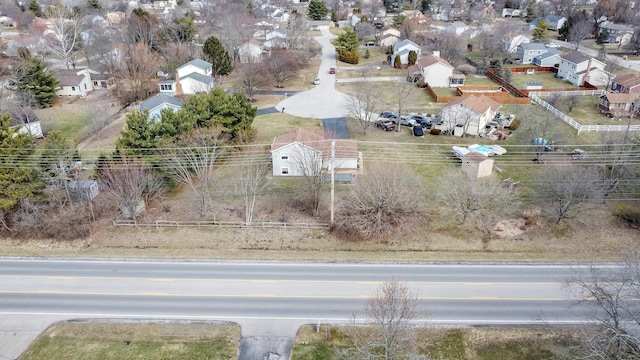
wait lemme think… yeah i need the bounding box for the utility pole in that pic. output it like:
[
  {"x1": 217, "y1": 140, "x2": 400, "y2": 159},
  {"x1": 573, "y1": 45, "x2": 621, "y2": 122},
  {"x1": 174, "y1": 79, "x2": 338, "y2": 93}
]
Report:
[{"x1": 330, "y1": 139, "x2": 335, "y2": 229}]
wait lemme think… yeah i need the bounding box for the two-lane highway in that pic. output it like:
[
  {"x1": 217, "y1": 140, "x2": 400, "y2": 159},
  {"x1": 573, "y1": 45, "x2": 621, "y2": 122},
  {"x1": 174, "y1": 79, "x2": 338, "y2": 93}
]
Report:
[{"x1": 0, "y1": 259, "x2": 591, "y2": 324}]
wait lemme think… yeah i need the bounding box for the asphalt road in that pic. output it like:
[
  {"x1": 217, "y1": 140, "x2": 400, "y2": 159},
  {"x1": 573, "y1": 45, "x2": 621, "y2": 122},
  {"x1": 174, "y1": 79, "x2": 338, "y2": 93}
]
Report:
[{"x1": 0, "y1": 259, "x2": 603, "y2": 359}]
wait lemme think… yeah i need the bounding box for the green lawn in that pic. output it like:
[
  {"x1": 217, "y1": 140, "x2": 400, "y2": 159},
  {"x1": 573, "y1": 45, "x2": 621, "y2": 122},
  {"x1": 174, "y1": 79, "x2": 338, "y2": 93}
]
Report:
[
  {"x1": 35, "y1": 106, "x2": 96, "y2": 146},
  {"x1": 464, "y1": 75, "x2": 499, "y2": 87},
  {"x1": 509, "y1": 71, "x2": 576, "y2": 89},
  {"x1": 253, "y1": 113, "x2": 323, "y2": 144},
  {"x1": 336, "y1": 82, "x2": 441, "y2": 115},
  {"x1": 21, "y1": 322, "x2": 240, "y2": 360}
]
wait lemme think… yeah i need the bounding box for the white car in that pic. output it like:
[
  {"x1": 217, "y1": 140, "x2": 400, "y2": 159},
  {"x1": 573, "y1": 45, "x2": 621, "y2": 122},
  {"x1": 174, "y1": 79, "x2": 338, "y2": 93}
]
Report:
[
  {"x1": 486, "y1": 145, "x2": 507, "y2": 156},
  {"x1": 313, "y1": 78, "x2": 321, "y2": 85},
  {"x1": 545, "y1": 43, "x2": 560, "y2": 48}
]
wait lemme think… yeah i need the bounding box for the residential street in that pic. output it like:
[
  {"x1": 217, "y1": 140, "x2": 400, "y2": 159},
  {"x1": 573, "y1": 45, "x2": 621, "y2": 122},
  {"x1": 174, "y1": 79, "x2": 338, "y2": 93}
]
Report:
[
  {"x1": 0, "y1": 258, "x2": 604, "y2": 360},
  {"x1": 276, "y1": 28, "x2": 353, "y2": 118}
]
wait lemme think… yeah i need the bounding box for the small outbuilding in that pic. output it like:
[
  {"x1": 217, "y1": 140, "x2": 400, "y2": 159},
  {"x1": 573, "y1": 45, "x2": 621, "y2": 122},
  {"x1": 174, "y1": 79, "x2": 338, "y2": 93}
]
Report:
[
  {"x1": 68, "y1": 180, "x2": 99, "y2": 201},
  {"x1": 461, "y1": 152, "x2": 494, "y2": 179}
]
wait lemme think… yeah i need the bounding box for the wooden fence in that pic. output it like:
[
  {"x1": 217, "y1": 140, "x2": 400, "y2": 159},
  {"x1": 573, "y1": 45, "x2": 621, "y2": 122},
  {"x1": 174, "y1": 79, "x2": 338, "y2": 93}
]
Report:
[
  {"x1": 486, "y1": 69, "x2": 528, "y2": 98},
  {"x1": 113, "y1": 219, "x2": 329, "y2": 229}
]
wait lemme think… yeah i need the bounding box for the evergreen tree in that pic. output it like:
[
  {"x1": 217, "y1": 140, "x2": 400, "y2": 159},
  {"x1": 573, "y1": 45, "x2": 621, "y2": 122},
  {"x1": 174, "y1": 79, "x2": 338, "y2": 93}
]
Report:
[
  {"x1": 392, "y1": 14, "x2": 405, "y2": 28},
  {"x1": 393, "y1": 54, "x2": 401, "y2": 68},
  {"x1": 420, "y1": 0, "x2": 431, "y2": 12},
  {"x1": 364, "y1": 49, "x2": 370, "y2": 59},
  {"x1": 525, "y1": 1, "x2": 537, "y2": 23},
  {"x1": 532, "y1": 20, "x2": 549, "y2": 42},
  {"x1": 87, "y1": 0, "x2": 100, "y2": 9},
  {"x1": 504, "y1": 67, "x2": 513, "y2": 82},
  {"x1": 0, "y1": 114, "x2": 43, "y2": 212},
  {"x1": 115, "y1": 111, "x2": 158, "y2": 153},
  {"x1": 8, "y1": 49, "x2": 59, "y2": 108},
  {"x1": 335, "y1": 28, "x2": 360, "y2": 52},
  {"x1": 202, "y1": 36, "x2": 233, "y2": 77},
  {"x1": 28, "y1": 0, "x2": 43, "y2": 17},
  {"x1": 494, "y1": 60, "x2": 504, "y2": 78},
  {"x1": 408, "y1": 50, "x2": 417, "y2": 65},
  {"x1": 307, "y1": 0, "x2": 328, "y2": 21},
  {"x1": 597, "y1": 43, "x2": 608, "y2": 62}
]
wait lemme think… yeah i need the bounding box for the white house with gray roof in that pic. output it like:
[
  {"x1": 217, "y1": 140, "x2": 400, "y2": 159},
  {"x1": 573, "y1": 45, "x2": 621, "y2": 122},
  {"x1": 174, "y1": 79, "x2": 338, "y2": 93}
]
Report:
[
  {"x1": 557, "y1": 52, "x2": 611, "y2": 87},
  {"x1": 159, "y1": 58, "x2": 214, "y2": 96},
  {"x1": 140, "y1": 93, "x2": 183, "y2": 122},
  {"x1": 392, "y1": 39, "x2": 421, "y2": 65},
  {"x1": 599, "y1": 22, "x2": 634, "y2": 45}
]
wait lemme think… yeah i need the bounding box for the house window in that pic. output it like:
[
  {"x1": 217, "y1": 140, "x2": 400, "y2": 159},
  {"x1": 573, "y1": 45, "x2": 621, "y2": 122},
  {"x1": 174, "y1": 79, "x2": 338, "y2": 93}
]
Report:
[
  {"x1": 84, "y1": 83, "x2": 87, "y2": 90},
  {"x1": 281, "y1": 153, "x2": 288, "y2": 160},
  {"x1": 281, "y1": 167, "x2": 289, "y2": 175},
  {"x1": 71, "y1": 86, "x2": 76, "y2": 91},
  {"x1": 160, "y1": 84, "x2": 173, "y2": 91}
]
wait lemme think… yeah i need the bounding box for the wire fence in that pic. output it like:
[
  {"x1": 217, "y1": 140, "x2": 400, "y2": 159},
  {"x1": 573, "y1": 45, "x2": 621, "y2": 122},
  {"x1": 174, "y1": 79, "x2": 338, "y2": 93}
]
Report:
[{"x1": 113, "y1": 219, "x2": 329, "y2": 229}]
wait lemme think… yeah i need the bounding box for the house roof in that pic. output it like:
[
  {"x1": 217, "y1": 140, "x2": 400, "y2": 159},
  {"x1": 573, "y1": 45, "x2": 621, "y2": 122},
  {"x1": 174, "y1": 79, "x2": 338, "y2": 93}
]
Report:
[
  {"x1": 463, "y1": 152, "x2": 489, "y2": 163},
  {"x1": 445, "y1": 95, "x2": 500, "y2": 114},
  {"x1": 394, "y1": 39, "x2": 419, "y2": 50},
  {"x1": 601, "y1": 23, "x2": 633, "y2": 32},
  {"x1": 613, "y1": 73, "x2": 640, "y2": 88},
  {"x1": 181, "y1": 72, "x2": 213, "y2": 84},
  {"x1": 401, "y1": 9, "x2": 425, "y2": 17},
  {"x1": 176, "y1": 58, "x2": 212, "y2": 71},
  {"x1": 602, "y1": 93, "x2": 640, "y2": 103},
  {"x1": 271, "y1": 128, "x2": 358, "y2": 158},
  {"x1": 545, "y1": 15, "x2": 565, "y2": 23},
  {"x1": 417, "y1": 54, "x2": 454, "y2": 69},
  {"x1": 140, "y1": 93, "x2": 183, "y2": 112},
  {"x1": 535, "y1": 52, "x2": 560, "y2": 60},
  {"x1": 56, "y1": 70, "x2": 84, "y2": 86},
  {"x1": 562, "y1": 52, "x2": 589, "y2": 64},
  {"x1": 449, "y1": 21, "x2": 468, "y2": 28}
]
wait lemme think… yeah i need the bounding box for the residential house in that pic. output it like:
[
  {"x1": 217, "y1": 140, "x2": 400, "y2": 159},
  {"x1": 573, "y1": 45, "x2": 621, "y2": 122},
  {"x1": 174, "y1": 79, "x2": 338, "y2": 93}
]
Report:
[
  {"x1": 392, "y1": 39, "x2": 421, "y2": 65},
  {"x1": 264, "y1": 29, "x2": 288, "y2": 49},
  {"x1": 599, "y1": 23, "x2": 634, "y2": 46},
  {"x1": 516, "y1": 43, "x2": 555, "y2": 64},
  {"x1": 270, "y1": 128, "x2": 359, "y2": 177},
  {"x1": 502, "y1": 8, "x2": 522, "y2": 17},
  {"x1": 378, "y1": 27, "x2": 401, "y2": 48},
  {"x1": 56, "y1": 68, "x2": 92, "y2": 97},
  {"x1": 598, "y1": 93, "x2": 640, "y2": 115},
  {"x1": 506, "y1": 34, "x2": 531, "y2": 54},
  {"x1": 530, "y1": 15, "x2": 567, "y2": 31},
  {"x1": 139, "y1": 93, "x2": 183, "y2": 122},
  {"x1": 470, "y1": 4, "x2": 497, "y2": 22},
  {"x1": 438, "y1": 7, "x2": 467, "y2": 22},
  {"x1": 461, "y1": 152, "x2": 494, "y2": 178},
  {"x1": 610, "y1": 73, "x2": 640, "y2": 94},
  {"x1": 399, "y1": 9, "x2": 429, "y2": 24},
  {"x1": 159, "y1": 59, "x2": 215, "y2": 96},
  {"x1": 88, "y1": 68, "x2": 115, "y2": 90},
  {"x1": 461, "y1": 27, "x2": 480, "y2": 39},
  {"x1": 445, "y1": 21, "x2": 469, "y2": 36},
  {"x1": 440, "y1": 95, "x2": 501, "y2": 136},
  {"x1": 239, "y1": 39, "x2": 265, "y2": 62},
  {"x1": 408, "y1": 52, "x2": 463, "y2": 87},
  {"x1": 557, "y1": 52, "x2": 611, "y2": 87},
  {"x1": 534, "y1": 51, "x2": 561, "y2": 67}
]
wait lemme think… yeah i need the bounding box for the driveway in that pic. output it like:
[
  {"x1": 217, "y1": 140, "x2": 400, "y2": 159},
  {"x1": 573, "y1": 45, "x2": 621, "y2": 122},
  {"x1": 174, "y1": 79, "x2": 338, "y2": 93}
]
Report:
[{"x1": 276, "y1": 28, "x2": 352, "y2": 119}]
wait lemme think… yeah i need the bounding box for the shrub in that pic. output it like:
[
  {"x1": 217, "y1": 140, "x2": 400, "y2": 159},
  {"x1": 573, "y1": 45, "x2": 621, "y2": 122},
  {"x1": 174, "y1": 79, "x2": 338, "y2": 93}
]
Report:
[
  {"x1": 508, "y1": 118, "x2": 521, "y2": 130},
  {"x1": 416, "y1": 81, "x2": 427, "y2": 88},
  {"x1": 364, "y1": 49, "x2": 370, "y2": 59},
  {"x1": 393, "y1": 55, "x2": 401, "y2": 69},
  {"x1": 430, "y1": 128, "x2": 441, "y2": 135},
  {"x1": 613, "y1": 204, "x2": 640, "y2": 229},
  {"x1": 338, "y1": 49, "x2": 359, "y2": 64}
]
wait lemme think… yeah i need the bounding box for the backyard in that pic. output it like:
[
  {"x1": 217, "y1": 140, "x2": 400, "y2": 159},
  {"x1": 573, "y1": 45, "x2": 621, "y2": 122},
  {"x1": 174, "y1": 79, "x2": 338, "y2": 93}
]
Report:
[{"x1": 509, "y1": 70, "x2": 577, "y2": 90}]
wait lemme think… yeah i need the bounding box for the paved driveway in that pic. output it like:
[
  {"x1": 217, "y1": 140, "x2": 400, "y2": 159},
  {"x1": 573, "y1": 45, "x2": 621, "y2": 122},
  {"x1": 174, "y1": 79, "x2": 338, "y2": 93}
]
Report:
[{"x1": 277, "y1": 29, "x2": 352, "y2": 119}]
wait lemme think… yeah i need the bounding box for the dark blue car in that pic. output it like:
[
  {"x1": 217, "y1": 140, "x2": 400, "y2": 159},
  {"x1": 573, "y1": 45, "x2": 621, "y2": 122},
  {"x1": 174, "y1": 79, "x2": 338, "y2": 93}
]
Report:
[{"x1": 412, "y1": 125, "x2": 424, "y2": 137}]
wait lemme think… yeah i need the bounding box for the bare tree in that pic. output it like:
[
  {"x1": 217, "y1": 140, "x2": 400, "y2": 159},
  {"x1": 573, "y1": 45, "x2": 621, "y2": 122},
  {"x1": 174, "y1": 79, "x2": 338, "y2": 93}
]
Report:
[
  {"x1": 235, "y1": 58, "x2": 270, "y2": 101},
  {"x1": 335, "y1": 163, "x2": 423, "y2": 239},
  {"x1": 427, "y1": 30, "x2": 465, "y2": 65},
  {"x1": 568, "y1": 18, "x2": 593, "y2": 51},
  {"x1": 394, "y1": 79, "x2": 415, "y2": 132},
  {"x1": 265, "y1": 48, "x2": 299, "y2": 88},
  {"x1": 337, "y1": 279, "x2": 424, "y2": 360},
  {"x1": 516, "y1": 107, "x2": 562, "y2": 162},
  {"x1": 566, "y1": 252, "x2": 640, "y2": 359},
  {"x1": 98, "y1": 155, "x2": 165, "y2": 220},
  {"x1": 45, "y1": 5, "x2": 83, "y2": 69},
  {"x1": 534, "y1": 166, "x2": 606, "y2": 225},
  {"x1": 215, "y1": 3, "x2": 254, "y2": 63},
  {"x1": 292, "y1": 139, "x2": 328, "y2": 216},
  {"x1": 107, "y1": 42, "x2": 162, "y2": 105},
  {"x1": 235, "y1": 149, "x2": 269, "y2": 224},
  {"x1": 285, "y1": 12, "x2": 312, "y2": 53},
  {"x1": 345, "y1": 68, "x2": 382, "y2": 134},
  {"x1": 160, "y1": 126, "x2": 226, "y2": 215},
  {"x1": 565, "y1": 95, "x2": 580, "y2": 113}
]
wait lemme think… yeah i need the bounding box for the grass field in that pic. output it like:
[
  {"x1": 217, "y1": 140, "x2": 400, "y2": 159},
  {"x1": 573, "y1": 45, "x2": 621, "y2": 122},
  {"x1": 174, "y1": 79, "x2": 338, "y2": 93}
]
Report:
[
  {"x1": 291, "y1": 325, "x2": 584, "y2": 360},
  {"x1": 335, "y1": 82, "x2": 442, "y2": 116},
  {"x1": 21, "y1": 322, "x2": 240, "y2": 360},
  {"x1": 509, "y1": 71, "x2": 576, "y2": 89},
  {"x1": 35, "y1": 106, "x2": 95, "y2": 145}
]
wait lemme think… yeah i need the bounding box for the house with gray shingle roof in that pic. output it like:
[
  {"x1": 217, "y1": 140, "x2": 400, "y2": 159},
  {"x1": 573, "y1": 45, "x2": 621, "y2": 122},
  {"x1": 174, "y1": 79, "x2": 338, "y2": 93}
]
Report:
[
  {"x1": 599, "y1": 22, "x2": 634, "y2": 45},
  {"x1": 516, "y1": 43, "x2": 549, "y2": 64},
  {"x1": 557, "y1": 52, "x2": 611, "y2": 87},
  {"x1": 392, "y1": 39, "x2": 421, "y2": 65},
  {"x1": 139, "y1": 93, "x2": 183, "y2": 122},
  {"x1": 56, "y1": 68, "x2": 92, "y2": 97},
  {"x1": 159, "y1": 58, "x2": 214, "y2": 96}
]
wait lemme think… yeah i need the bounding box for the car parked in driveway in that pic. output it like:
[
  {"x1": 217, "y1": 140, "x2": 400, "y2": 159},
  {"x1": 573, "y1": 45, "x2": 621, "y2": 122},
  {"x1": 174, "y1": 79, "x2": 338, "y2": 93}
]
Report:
[
  {"x1": 412, "y1": 125, "x2": 424, "y2": 137},
  {"x1": 376, "y1": 119, "x2": 397, "y2": 131},
  {"x1": 379, "y1": 110, "x2": 396, "y2": 118},
  {"x1": 399, "y1": 116, "x2": 416, "y2": 127},
  {"x1": 313, "y1": 78, "x2": 321, "y2": 85},
  {"x1": 411, "y1": 114, "x2": 431, "y2": 128}
]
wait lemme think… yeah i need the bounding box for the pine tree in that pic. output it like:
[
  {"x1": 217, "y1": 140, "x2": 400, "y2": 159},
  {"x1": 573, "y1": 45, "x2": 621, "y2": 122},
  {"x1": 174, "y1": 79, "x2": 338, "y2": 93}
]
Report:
[
  {"x1": 408, "y1": 50, "x2": 417, "y2": 65},
  {"x1": 202, "y1": 36, "x2": 233, "y2": 77},
  {"x1": 8, "y1": 49, "x2": 59, "y2": 108},
  {"x1": 115, "y1": 111, "x2": 158, "y2": 153},
  {"x1": 532, "y1": 20, "x2": 549, "y2": 42},
  {"x1": 335, "y1": 28, "x2": 359, "y2": 52},
  {"x1": 0, "y1": 114, "x2": 43, "y2": 212},
  {"x1": 364, "y1": 49, "x2": 370, "y2": 59},
  {"x1": 307, "y1": 0, "x2": 328, "y2": 21},
  {"x1": 504, "y1": 67, "x2": 513, "y2": 82},
  {"x1": 494, "y1": 60, "x2": 504, "y2": 78},
  {"x1": 393, "y1": 54, "x2": 401, "y2": 68},
  {"x1": 28, "y1": 0, "x2": 43, "y2": 17}
]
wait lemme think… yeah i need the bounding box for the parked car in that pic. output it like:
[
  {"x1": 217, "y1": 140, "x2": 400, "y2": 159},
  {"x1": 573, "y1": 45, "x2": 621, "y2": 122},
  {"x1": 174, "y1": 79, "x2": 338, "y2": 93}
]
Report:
[
  {"x1": 365, "y1": 41, "x2": 375, "y2": 46},
  {"x1": 313, "y1": 78, "x2": 321, "y2": 85},
  {"x1": 399, "y1": 116, "x2": 416, "y2": 127},
  {"x1": 571, "y1": 148, "x2": 586, "y2": 160},
  {"x1": 379, "y1": 110, "x2": 396, "y2": 118},
  {"x1": 329, "y1": 67, "x2": 336, "y2": 74},
  {"x1": 411, "y1": 114, "x2": 432, "y2": 128},
  {"x1": 546, "y1": 42, "x2": 560, "y2": 48},
  {"x1": 376, "y1": 119, "x2": 396, "y2": 131},
  {"x1": 412, "y1": 125, "x2": 424, "y2": 137}
]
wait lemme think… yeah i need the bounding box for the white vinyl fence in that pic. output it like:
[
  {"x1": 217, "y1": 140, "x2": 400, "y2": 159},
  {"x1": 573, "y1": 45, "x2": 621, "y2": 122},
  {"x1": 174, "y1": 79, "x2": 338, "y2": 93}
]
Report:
[{"x1": 113, "y1": 219, "x2": 328, "y2": 229}]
